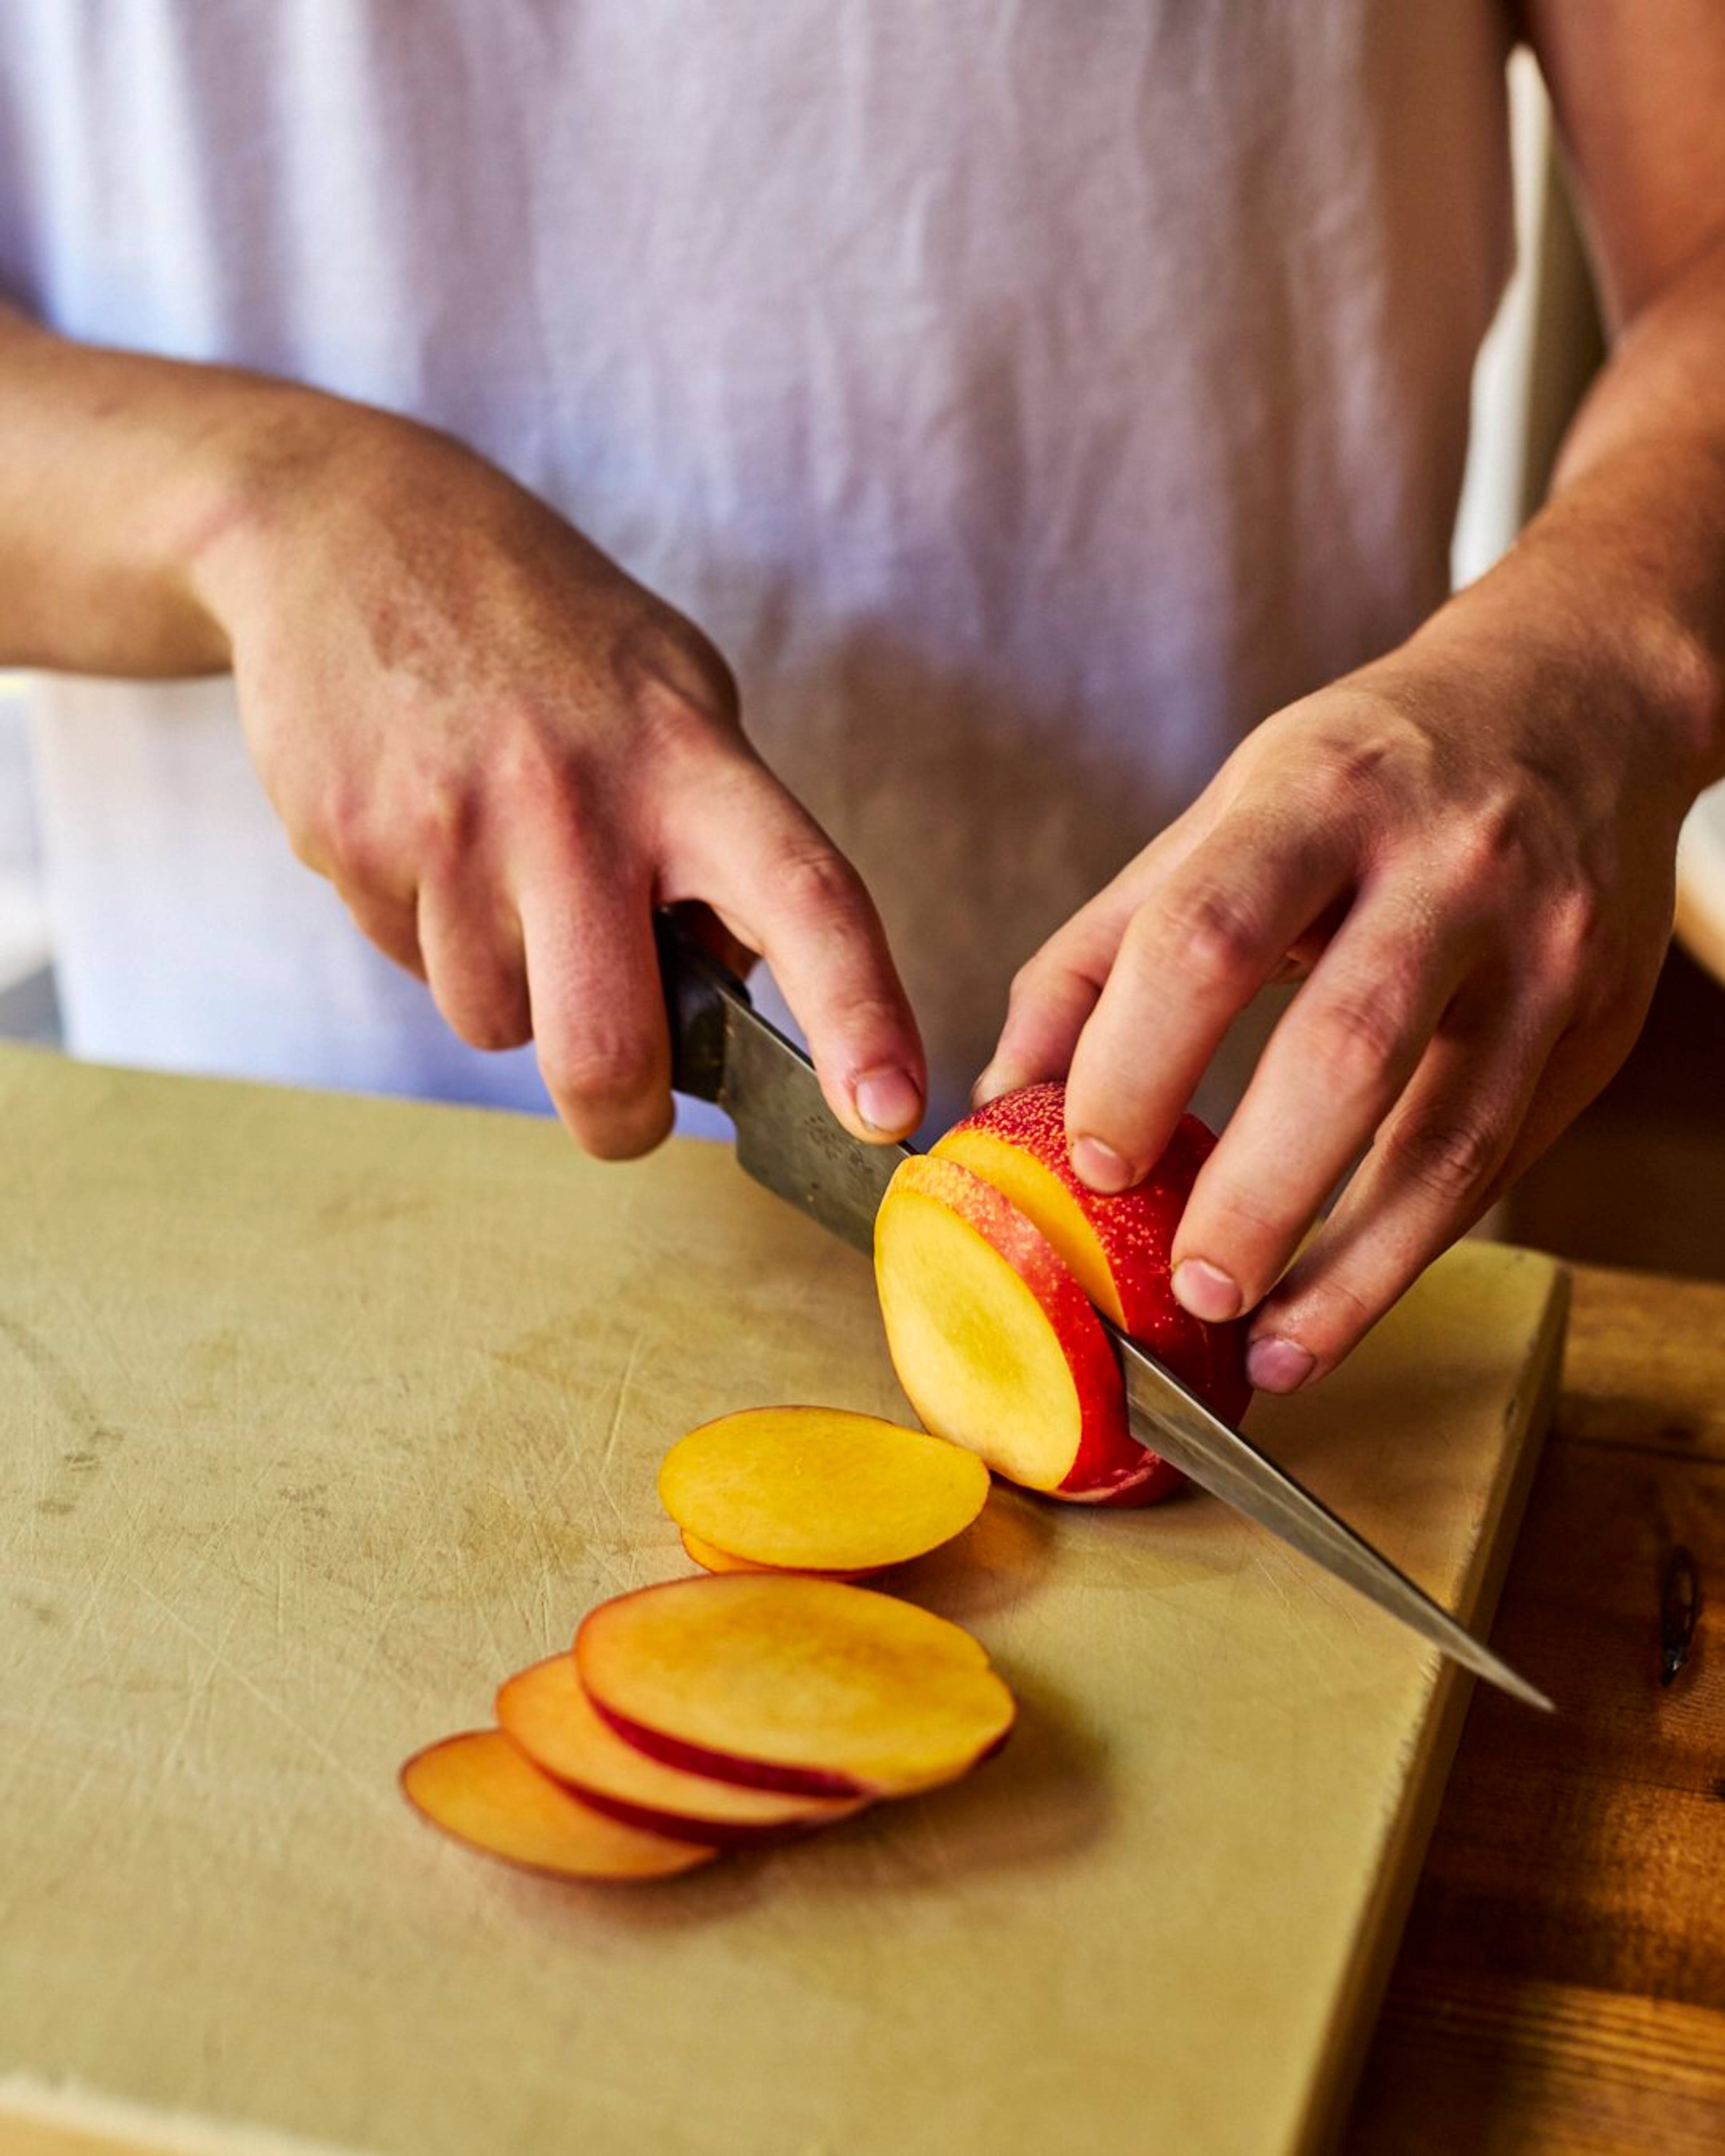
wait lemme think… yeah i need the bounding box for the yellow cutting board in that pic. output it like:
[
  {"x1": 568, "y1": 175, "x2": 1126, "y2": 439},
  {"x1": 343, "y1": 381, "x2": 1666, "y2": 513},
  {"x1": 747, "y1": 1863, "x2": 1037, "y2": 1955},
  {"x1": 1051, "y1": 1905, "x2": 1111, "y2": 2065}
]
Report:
[{"x1": 0, "y1": 1049, "x2": 1565, "y2": 2156}]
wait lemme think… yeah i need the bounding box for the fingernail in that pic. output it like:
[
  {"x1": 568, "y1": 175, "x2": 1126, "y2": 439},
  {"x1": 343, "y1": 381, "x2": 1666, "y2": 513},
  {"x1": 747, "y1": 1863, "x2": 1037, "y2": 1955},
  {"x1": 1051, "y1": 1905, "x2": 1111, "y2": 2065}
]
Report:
[
  {"x1": 1069, "y1": 1135, "x2": 1136, "y2": 1194},
  {"x1": 854, "y1": 1067, "x2": 922, "y2": 1136},
  {"x1": 1172, "y1": 1258, "x2": 1243, "y2": 1323},
  {"x1": 971, "y1": 1062, "x2": 1010, "y2": 1109},
  {"x1": 1246, "y1": 1336, "x2": 1316, "y2": 1393}
]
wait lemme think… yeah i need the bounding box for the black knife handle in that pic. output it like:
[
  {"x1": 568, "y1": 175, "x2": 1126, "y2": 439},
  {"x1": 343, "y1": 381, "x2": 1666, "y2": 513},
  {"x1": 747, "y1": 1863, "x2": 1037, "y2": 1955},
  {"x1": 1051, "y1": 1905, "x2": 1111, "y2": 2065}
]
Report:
[{"x1": 653, "y1": 909, "x2": 750, "y2": 1105}]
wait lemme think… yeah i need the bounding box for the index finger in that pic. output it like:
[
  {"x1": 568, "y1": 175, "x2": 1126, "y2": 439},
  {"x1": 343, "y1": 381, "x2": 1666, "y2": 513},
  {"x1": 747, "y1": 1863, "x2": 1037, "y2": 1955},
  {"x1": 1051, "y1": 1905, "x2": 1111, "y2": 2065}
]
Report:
[
  {"x1": 1062, "y1": 810, "x2": 1356, "y2": 1193},
  {"x1": 670, "y1": 757, "x2": 927, "y2": 1142}
]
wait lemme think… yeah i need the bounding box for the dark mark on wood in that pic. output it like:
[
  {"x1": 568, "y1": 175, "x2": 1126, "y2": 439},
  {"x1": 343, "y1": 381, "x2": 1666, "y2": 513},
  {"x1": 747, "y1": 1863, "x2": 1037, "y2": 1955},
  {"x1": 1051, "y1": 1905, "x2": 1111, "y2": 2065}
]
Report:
[{"x1": 1659, "y1": 1544, "x2": 1700, "y2": 1687}]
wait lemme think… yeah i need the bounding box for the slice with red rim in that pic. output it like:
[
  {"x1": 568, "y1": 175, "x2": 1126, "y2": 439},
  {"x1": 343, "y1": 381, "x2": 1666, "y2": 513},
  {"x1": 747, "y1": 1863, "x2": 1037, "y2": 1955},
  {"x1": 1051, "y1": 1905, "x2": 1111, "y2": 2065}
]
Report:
[
  {"x1": 659, "y1": 1406, "x2": 991, "y2": 1575},
  {"x1": 400, "y1": 1728, "x2": 717, "y2": 1881},
  {"x1": 576, "y1": 1574, "x2": 1015, "y2": 1799},
  {"x1": 497, "y1": 1655, "x2": 865, "y2": 1846},
  {"x1": 933, "y1": 1080, "x2": 1252, "y2": 1445},
  {"x1": 875, "y1": 1152, "x2": 1164, "y2": 1504}
]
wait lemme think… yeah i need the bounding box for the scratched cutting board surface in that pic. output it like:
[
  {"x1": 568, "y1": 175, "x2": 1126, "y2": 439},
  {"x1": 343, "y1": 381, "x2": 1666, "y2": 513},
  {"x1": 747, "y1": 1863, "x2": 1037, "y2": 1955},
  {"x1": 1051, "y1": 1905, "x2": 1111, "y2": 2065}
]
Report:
[{"x1": 0, "y1": 1049, "x2": 1566, "y2": 2156}]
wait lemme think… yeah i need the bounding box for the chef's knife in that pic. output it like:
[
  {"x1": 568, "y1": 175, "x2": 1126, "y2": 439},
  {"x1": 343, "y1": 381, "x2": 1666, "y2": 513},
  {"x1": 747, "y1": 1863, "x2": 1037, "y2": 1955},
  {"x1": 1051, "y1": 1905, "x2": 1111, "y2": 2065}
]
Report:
[{"x1": 655, "y1": 910, "x2": 1552, "y2": 1712}]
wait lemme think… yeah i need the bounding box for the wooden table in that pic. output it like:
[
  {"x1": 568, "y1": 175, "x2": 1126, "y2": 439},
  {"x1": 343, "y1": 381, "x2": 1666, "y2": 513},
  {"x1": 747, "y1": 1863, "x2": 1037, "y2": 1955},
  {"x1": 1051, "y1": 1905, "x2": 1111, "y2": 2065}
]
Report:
[{"x1": 1346, "y1": 1265, "x2": 1725, "y2": 2152}]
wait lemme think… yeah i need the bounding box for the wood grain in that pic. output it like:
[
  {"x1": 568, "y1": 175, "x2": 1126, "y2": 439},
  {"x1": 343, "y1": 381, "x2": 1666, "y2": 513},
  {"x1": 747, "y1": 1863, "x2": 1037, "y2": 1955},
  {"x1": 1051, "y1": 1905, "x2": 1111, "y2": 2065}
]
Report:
[
  {"x1": 1347, "y1": 1265, "x2": 1725, "y2": 2152},
  {"x1": 0, "y1": 1048, "x2": 1563, "y2": 2156}
]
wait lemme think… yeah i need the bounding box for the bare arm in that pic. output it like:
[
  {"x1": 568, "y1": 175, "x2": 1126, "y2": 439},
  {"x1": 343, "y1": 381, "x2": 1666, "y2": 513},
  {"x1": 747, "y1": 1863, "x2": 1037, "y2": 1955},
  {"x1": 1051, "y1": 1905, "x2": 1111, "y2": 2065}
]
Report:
[{"x1": 0, "y1": 308, "x2": 926, "y2": 1153}]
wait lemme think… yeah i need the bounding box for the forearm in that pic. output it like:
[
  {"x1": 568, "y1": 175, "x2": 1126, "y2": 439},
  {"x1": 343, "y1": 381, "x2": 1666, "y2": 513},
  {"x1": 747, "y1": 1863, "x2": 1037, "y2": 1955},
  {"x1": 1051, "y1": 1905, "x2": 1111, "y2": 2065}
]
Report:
[
  {"x1": 0, "y1": 304, "x2": 350, "y2": 676},
  {"x1": 1412, "y1": 235, "x2": 1725, "y2": 800}
]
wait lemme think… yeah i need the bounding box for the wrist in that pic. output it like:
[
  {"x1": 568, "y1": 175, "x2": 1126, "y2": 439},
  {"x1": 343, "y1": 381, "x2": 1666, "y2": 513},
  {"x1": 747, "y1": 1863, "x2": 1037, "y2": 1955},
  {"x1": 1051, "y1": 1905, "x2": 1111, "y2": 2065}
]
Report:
[
  {"x1": 178, "y1": 383, "x2": 423, "y2": 646},
  {"x1": 1405, "y1": 543, "x2": 1725, "y2": 805}
]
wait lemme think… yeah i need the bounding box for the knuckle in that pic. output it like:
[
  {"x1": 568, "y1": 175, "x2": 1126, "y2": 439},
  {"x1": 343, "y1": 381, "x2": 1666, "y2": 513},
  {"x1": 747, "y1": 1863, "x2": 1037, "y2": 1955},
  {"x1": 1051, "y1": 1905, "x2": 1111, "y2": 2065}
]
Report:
[
  {"x1": 615, "y1": 608, "x2": 741, "y2": 748},
  {"x1": 1542, "y1": 883, "x2": 1606, "y2": 968},
  {"x1": 541, "y1": 1036, "x2": 660, "y2": 1114},
  {"x1": 319, "y1": 794, "x2": 389, "y2": 890},
  {"x1": 494, "y1": 723, "x2": 581, "y2": 813},
  {"x1": 1143, "y1": 883, "x2": 1267, "y2": 990},
  {"x1": 1384, "y1": 1114, "x2": 1503, "y2": 1203},
  {"x1": 452, "y1": 1001, "x2": 531, "y2": 1054},
  {"x1": 1306, "y1": 985, "x2": 1413, "y2": 1095},
  {"x1": 409, "y1": 779, "x2": 480, "y2": 875},
  {"x1": 771, "y1": 843, "x2": 866, "y2": 927},
  {"x1": 1008, "y1": 950, "x2": 1062, "y2": 1012},
  {"x1": 1299, "y1": 741, "x2": 1389, "y2": 819}
]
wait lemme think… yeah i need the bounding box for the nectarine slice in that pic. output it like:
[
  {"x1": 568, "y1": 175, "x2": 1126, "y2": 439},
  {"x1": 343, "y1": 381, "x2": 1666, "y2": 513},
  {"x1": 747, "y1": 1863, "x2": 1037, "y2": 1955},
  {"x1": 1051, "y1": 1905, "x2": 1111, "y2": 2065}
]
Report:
[
  {"x1": 681, "y1": 1528, "x2": 778, "y2": 1575},
  {"x1": 576, "y1": 1575, "x2": 1015, "y2": 1799},
  {"x1": 876, "y1": 1153, "x2": 1158, "y2": 1501},
  {"x1": 680, "y1": 1527, "x2": 872, "y2": 1580},
  {"x1": 497, "y1": 1655, "x2": 865, "y2": 1845},
  {"x1": 400, "y1": 1729, "x2": 717, "y2": 1880},
  {"x1": 935, "y1": 1082, "x2": 1250, "y2": 1431},
  {"x1": 659, "y1": 1406, "x2": 991, "y2": 1575}
]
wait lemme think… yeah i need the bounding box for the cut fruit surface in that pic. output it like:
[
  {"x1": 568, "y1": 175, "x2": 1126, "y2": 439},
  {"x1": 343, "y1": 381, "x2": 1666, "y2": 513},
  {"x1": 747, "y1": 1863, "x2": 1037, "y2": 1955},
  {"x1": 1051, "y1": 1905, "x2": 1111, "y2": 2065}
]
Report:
[
  {"x1": 576, "y1": 1574, "x2": 1015, "y2": 1799},
  {"x1": 875, "y1": 1153, "x2": 1157, "y2": 1501},
  {"x1": 497, "y1": 1655, "x2": 864, "y2": 1845},
  {"x1": 399, "y1": 1729, "x2": 716, "y2": 1881},
  {"x1": 659, "y1": 1406, "x2": 990, "y2": 1574},
  {"x1": 935, "y1": 1082, "x2": 1251, "y2": 1433}
]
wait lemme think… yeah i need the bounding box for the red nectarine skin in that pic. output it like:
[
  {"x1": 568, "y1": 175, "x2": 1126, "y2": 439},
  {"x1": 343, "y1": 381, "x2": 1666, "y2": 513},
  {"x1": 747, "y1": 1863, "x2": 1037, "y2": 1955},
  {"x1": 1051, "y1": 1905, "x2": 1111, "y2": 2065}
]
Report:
[
  {"x1": 588, "y1": 1695, "x2": 863, "y2": 1800},
  {"x1": 938, "y1": 1082, "x2": 1252, "y2": 1436},
  {"x1": 498, "y1": 1656, "x2": 864, "y2": 1845}
]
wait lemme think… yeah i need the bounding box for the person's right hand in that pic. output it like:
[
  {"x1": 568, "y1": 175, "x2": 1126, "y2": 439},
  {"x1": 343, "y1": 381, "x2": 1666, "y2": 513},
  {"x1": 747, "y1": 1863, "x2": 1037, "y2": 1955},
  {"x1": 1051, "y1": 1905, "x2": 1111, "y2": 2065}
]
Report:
[{"x1": 189, "y1": 394, "x2": 925, "y2": 1156}]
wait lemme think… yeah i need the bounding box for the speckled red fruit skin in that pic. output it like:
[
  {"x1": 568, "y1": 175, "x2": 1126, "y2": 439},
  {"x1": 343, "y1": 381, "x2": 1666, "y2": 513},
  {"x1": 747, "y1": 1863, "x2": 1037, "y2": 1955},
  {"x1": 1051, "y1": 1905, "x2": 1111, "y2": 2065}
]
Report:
[{"x1": 937, "y1": 1082, "x2": 1253, "y2": 1502}]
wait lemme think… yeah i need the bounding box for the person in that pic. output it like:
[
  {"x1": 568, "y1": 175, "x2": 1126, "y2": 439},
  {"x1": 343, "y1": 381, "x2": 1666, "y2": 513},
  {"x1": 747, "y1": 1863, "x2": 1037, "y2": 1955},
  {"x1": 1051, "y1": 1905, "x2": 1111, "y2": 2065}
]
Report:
[{"x1": 1, "y1": 4, "x2": 1721, "y2": 1399}]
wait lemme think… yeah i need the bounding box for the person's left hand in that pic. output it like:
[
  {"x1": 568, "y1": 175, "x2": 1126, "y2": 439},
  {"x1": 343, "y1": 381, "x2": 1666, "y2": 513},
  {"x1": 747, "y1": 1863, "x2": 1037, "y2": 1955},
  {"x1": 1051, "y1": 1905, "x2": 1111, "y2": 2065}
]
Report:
[{"x1": 974, "y1": 616, "x2": 1706, "y2": 1393}]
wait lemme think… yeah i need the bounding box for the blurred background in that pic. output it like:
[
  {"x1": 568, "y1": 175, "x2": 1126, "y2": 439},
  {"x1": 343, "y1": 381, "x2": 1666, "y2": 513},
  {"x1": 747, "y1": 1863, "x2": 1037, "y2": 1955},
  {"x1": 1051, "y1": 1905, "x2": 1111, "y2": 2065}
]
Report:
[{"x1": 3, "y1": 50, "x2": 1721, "y2": 1277}]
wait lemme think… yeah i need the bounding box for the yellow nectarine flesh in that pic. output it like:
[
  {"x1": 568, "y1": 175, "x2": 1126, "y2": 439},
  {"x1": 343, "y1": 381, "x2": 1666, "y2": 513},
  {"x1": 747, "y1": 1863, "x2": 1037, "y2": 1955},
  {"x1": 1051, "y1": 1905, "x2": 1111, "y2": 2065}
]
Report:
[
  {"x1": 400, "y1": 1729, "x2": 717, "y2": 1880},
  {"x1": 876, "y1": 1155, "x2": 1126, "y2": 1495},
  {"x1": 576, "y1": 1575, "x2": 1015, "y2": 1799},
  {"x1": 659, "y1": 1406, "x2": 991, "y2": 1575},
  {"x1": 680, "y1": 1527, "x2": 872, "y2": 1580},
  {"x1": 934, "y1": 1118, "x2": 1127, "y2": 1324},
  {"x1": 497, "y1": 1655, "x2": 865, "y2": 1844},
  {"x1": 681, "y1": 1528, "x2": 777, "y2": 1574}
]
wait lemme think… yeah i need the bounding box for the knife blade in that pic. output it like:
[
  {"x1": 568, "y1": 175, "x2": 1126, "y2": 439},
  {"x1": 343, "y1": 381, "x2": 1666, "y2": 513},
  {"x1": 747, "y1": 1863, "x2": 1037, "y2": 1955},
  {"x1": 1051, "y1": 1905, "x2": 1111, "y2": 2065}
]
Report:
[{"x1": 655, "y1": 910, "x2": 1552, "y2": 1711}]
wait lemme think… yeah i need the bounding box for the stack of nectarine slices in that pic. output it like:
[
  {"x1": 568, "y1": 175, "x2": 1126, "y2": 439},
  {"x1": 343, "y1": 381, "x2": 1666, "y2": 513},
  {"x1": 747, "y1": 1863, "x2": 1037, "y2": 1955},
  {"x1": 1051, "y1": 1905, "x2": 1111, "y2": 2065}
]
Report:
[
  {"x1": 400, "y1": 1729, "x2": 719, "y2": 1882},
  {"x1": 876, "y1": 1081, "x2": 1251, "y2": 1506},
  {"x1": 659, "y1": 1405, "x2": 992, "y2": 1578},
  {"x1": 402, "y1": 1576, "x2": 1015, "y2": 1882}
]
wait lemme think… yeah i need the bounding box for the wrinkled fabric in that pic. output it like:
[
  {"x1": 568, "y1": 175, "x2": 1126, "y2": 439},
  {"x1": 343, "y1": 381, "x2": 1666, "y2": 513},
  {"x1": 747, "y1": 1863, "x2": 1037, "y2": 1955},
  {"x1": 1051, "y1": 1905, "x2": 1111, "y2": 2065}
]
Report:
[{"x1": 2, "y1": 1, "x2": 1513, "y2": 1132}]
